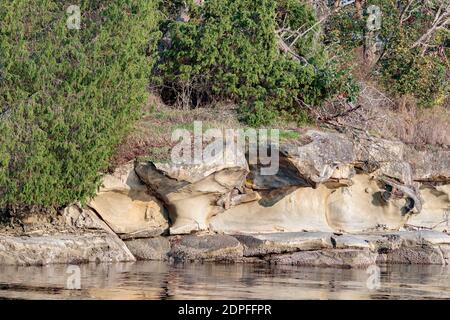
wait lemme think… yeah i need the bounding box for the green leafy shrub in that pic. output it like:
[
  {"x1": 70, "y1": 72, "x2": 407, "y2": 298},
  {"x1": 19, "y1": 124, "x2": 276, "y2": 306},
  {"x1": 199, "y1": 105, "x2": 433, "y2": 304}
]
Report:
[
  {"x1": 325, "y1": 8, "x2": 365, "y2": 50},
  {"x1": 381, "y1": 40, "x2": 448, "y2": 108},
  {"x1": 155, "y1": 0, "x2": 358, "y2": 126},
  {"x1": 0, "y1": 0, "x2": 160, "y2": 208},
  {"x1": 325, "y1": 0, "x2": 449, "y2": 108}
]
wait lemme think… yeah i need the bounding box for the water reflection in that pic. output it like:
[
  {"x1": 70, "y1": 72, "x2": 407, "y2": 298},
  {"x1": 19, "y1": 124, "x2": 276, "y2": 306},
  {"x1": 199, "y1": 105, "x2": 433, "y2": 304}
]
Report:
[{"x1": 0, "y1": 262, "x2": 448, "y2": 300}]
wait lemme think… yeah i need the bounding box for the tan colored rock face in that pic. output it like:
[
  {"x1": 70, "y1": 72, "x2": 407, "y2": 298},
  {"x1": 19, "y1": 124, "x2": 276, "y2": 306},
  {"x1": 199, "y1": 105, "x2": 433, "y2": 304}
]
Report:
[
  {"x1": 89, "y1": 190, "x2": 168, "y2": 238},
  {"x1": 211, "y1": 174, "x2": 418, "y2": 234},
  {"x1": 99, "y1": 162, "x2": 148, "y2": 192},
  {"x1": 406, "y1": 185, "x2": 450, "y2": 232},
  {"x1": 136, "y1": 162, "x2": 248, "y2": 235},
  {"x1": 326, "y1": 174, "x2": 410, "y2": 233},
  {"x1": 88, "y1": 162, "x2": 169, "y2": 239},
  {"x1": 132, "y1": 130, "x2": 448, "y2": 235},
  {"x1": 210, "y1": 185, "x2": 333, "y2": 233}
]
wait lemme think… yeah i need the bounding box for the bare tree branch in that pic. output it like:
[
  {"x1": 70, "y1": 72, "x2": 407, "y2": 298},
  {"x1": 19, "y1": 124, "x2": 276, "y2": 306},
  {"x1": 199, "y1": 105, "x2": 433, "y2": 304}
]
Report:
[{"x1": 411, "y1": 2, "x2": 450, "y2": 52}]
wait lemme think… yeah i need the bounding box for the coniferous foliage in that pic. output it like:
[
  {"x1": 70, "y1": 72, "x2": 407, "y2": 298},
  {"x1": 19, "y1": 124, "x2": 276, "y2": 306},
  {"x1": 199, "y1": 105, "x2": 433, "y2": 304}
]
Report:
[
  {"x1": 325, "y1": 0, "x2": 449, "y2": 108},
  {"x1": 155, "y1": 0, "x2": 358, "y2": 125},
  {"x1": 0, "y1": 0, "x2": 160, "y2": 208}
]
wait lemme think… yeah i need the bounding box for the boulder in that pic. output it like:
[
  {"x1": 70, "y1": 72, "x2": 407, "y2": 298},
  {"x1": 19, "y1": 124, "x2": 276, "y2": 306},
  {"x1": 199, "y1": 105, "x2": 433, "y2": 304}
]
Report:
[
  {"x1": 279, "y1": 130, "x2": 413, "y2": 184},
  {"x1": 280, "y1": 130, "x2": 356, "y2": 186},
  {"x1": 88, "y1": 162, "x2": 169, "y2": 239},
  {"x1": 125, "y1": 237, "x2": 171, "y2": 261},
  {"x1": 89, "y1": 191, "x2": 168, "y2": 239},
  {"x1": 153, "y1": 144, "x2": 248, "y2": 184},
  {"x1": 355, "y1": 135, "x2": 405, "y2": 163},
  {"x1": 62, "y1": 205, "x2": 111, "y2": 232},
  {"x1": 0, "y1": 233, "x2": 136, "y2": 266},
  {"x1": 234, "y1": 232, "x2": 333, "y2": 256},
  {"x1": 168, "y1": 234, "x2": 243, "y2": 262},
  {"x1": 404, "y1": 147, "x2": 450, "y2": 182},
  {"x1": 268, "y1": 249, "x2": 378, "y2": 268},
  {"x1": 376, "y1": 245, "x2": 448, "y2": 265}
]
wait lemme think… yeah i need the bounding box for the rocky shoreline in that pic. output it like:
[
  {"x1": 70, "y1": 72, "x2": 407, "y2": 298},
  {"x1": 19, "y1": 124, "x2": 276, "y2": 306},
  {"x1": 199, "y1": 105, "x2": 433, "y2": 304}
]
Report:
[
  {"x1": 131, "y1": 230, "x2": 450, "y2": 267},
  {"x1": 0, "y1": 230, "x2": 449, "y2": 267},
  {"x1": 0, "y1": 129, "x2": 448, "y2": 267}
]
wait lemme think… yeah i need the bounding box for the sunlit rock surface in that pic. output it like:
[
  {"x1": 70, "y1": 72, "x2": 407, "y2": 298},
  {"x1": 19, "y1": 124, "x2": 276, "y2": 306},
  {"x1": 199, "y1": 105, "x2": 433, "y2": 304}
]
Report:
[
  {"x1": 133, "y1": 130, "x2": 449, "y2": 235},
  {"x1": 4, "y1": 129, "x2": 445, "y2": 267},
  {"x1": 325, "y1": 174, "x2": 411, "y2": 233},
  {"x1": 88, "y1": 162, "x2": 169, "y2": 239},
  {"x1": 135, "y1": 162, "x2": 248, "y2": 235},
  {"x1": 210, "y1": 186, "x2": 332, "y2": 233},
  {"x1": 210, "y1": 173, "x2": 421, "y2": 234},
  {"x1": 0, "y1": 233, "x2": 135, "y2": 266},
  {"x1": 406, "y1": 185, "x2": 449, "y2": 232}
]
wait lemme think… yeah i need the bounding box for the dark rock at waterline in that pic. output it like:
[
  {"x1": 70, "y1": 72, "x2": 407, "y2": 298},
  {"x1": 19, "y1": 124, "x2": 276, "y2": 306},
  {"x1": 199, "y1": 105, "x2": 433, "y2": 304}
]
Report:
[
  {"x1": 234, "y1": 232, "x2": 333, "y2": 257},
  {"x1": 376, "y1": 244, "x2": 450, "y2": 265},
  {"x1": 1, "y1": 231, "x2": 450, "y2": 267},
  {"x1": 125, "y1": 237, "x2": 171, "y2": 261},
  {"x1": 267, "y1": 249, "x2": 378, "y2": 269},
  {"x1": 168, "y1": 234, "x2": 243, "y2": 262}
]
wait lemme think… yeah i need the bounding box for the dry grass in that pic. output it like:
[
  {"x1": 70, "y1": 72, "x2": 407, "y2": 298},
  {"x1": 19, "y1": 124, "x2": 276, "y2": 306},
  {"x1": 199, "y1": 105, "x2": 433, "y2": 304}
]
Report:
[
  {"x1": 110, "y1": 94, "x2": 243, "y2": 169},
  {"x1": 112, "y1": 80, "x2": 448, "y2": 171},
  {"x1": 321, "y1": 69, "x2": 449, "y2": 149},
  {"x1": 324, "y1": 47, "x2": 449, "y2": 149},
  {"x1": 353, "y1": 82, "x2": 449, "y2": 148},
  {"x1": 110, "y1": 93, "x2": 307, "y2": 169}
]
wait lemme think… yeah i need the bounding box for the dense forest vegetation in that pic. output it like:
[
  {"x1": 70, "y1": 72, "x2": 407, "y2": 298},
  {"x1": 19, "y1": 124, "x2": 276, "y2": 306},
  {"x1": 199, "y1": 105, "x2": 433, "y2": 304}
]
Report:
[
  {"x1": 0, "y1": 0, "x2": 160, "y2": 209},
  {"x1": 0, "y1": 0, "x2": 448, "y2": 211}
]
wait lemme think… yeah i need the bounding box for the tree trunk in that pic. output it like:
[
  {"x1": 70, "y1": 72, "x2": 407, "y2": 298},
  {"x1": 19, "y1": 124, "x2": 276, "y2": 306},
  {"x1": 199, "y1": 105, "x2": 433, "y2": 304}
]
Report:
[{"x1": 355, "y1": 0, "x2": 364, "y2": 19}]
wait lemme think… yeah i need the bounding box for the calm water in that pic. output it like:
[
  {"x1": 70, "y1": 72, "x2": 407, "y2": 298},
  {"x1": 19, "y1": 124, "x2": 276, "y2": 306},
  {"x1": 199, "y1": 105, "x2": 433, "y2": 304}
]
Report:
[{"x1": 0, "y1": 262, "x2": 448, "y2": 300}]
